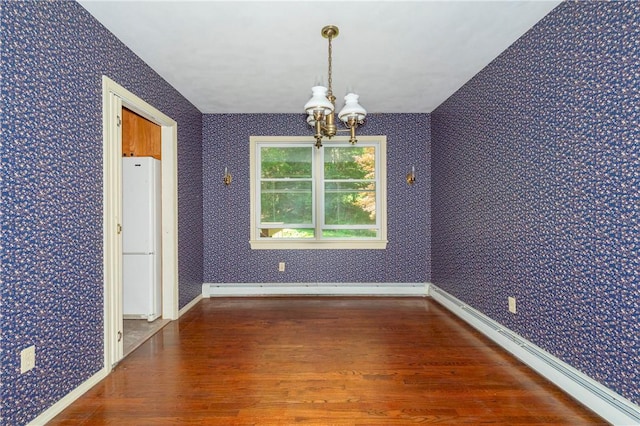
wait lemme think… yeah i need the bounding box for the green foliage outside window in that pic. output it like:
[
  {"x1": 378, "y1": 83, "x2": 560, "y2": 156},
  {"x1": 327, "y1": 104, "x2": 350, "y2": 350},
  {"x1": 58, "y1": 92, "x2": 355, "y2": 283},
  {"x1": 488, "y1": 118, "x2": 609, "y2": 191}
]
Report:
[{"x1": 259, "y1": 143, "x2": 379, "y2": 240}]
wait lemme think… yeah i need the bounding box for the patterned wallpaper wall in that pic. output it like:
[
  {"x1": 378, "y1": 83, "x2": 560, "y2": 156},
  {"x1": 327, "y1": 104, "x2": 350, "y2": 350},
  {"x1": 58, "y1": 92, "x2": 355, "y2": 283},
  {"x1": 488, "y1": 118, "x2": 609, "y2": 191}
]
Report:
[
  {"x1": 0, "y1": 1, "x2": 203, "y2": 424},
  {"x1": 203, "y1": 113, "x2": 430, "y2": 284},
  {"x1": 432, "y1": 1, "x2": 640, "y2": 405}
]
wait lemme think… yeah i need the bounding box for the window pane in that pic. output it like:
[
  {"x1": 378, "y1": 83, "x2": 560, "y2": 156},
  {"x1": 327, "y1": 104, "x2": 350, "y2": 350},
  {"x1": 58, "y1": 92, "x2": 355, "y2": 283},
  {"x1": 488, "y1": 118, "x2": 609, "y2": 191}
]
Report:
[
  {"x1": 250, "y1": 135, "x2": 386, "y2": 249},
  {"x1": 324, "y1": 146, "x2": 375, "y2": 179},
  {"x1": 259, "y1": 228, "x2": 315, "y2": 239},
  {"x1": 261, "y1": 147, "x2": 312, "y2": 178},
  {"x1": 261, "y1": 181, "x2": 312, "y2": 223},
  {"x1": 322, "y1": 229, "x2": 377, "y2": 238},
  {"x1": 324, "y1": 182, "x2": 376, "y2": 225}
]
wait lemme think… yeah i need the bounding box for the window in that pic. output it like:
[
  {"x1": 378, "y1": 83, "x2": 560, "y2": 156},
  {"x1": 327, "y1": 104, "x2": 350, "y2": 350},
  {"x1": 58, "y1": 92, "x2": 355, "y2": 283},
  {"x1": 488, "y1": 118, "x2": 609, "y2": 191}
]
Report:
[{"x1": 250, "y1": 136, "x2": 387, "y2": 249}]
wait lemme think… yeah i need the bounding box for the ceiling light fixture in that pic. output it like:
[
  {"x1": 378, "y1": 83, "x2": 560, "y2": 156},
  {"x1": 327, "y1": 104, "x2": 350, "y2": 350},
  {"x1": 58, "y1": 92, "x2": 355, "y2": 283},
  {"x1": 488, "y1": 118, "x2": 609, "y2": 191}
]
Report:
[{"x1": 304, "y1": 25, "x2": 367, "y2": 149}]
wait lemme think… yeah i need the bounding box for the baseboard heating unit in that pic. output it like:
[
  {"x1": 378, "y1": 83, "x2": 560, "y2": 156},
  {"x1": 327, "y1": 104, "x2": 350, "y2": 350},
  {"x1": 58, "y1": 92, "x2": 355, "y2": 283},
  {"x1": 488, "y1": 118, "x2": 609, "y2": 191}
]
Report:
[
  {"x1": 429, "y1": 284, "x2": 640, "y2": 426},
  {"x1": 203, "y1": 282, "x2": 428, "y2": 297}
]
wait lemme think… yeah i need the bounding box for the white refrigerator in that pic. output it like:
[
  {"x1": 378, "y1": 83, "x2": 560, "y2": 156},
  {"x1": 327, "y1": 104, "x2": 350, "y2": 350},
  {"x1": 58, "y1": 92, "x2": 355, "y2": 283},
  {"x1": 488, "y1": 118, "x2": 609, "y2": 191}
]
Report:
[{"x1": 122, "y1": 157, "x2": 162, "y2": 322}]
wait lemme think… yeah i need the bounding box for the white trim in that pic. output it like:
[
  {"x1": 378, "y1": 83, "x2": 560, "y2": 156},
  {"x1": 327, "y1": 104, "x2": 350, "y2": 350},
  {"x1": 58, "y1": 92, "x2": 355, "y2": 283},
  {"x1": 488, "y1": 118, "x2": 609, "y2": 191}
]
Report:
[
  {"x1": 249, "y1": 136, "x2": 387, "y2": 250},
  {"x1": 203, "y1": 283, "x2": 428, "y2": 297},
  {"x1": 102, "y1": 76, "x2": 179, "y2": 371},
  {"x1": 26, "y1": 368, "x2": 109, "y2": 426},
  {"x1": 179, "y1": 294, "x2": 203, "y2": 318},
  {"x1": 160, "y1": 122, "x2": 180, "y2": 321},
  {"x1": 30, "y1": 292, "x2": 198, "y2": 424},
  {"x1": 103, "y1": 85, "x2": 123, "y2": 365},
  {"x1": 249, "y1": 240, "x2": 388, "y2": 250},
  {"x1": 428, "y1": 284, "x2": 640, "y2": 426}
]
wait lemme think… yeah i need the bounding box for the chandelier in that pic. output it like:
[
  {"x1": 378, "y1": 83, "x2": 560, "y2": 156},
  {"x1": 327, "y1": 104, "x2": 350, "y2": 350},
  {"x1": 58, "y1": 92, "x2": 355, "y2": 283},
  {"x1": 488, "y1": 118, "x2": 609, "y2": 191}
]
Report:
[{"x1": 304, "y1": 25, "x2": 367, "y2": 148}]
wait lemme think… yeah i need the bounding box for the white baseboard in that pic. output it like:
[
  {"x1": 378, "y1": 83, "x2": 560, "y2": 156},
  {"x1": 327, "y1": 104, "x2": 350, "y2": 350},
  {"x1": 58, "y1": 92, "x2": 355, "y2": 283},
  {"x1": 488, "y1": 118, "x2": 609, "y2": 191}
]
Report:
[
  {"x1": 27, "y1": 367, "x2": 109, "y2": 426},
  {"x1": 28, "y1": 295, "x2": 202, "y2": 425},
  {"x1": 429, "y1": 284, "x2": 640, "y2": 426},
  {"x1": 203, "y1": 282, "x2": 428, "y2": 297},
  {"x1": 28, "y1": 294, "x2": 202, "y2": 426},
  {"x1": 179, "y1": 293, "x2": 203, "y2": 317}
]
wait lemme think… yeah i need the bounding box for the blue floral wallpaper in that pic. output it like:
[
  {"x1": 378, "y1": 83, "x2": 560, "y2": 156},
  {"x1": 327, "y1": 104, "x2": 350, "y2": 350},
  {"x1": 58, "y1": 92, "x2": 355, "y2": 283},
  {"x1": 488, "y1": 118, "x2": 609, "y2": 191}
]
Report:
[
  {"x1": 5, "y1": 0, "x2": 638, "y2": 423},
  {"x1": 203, "y1": 113, "x2": 430, "y2": 284},
  {"x1": 432, "y1": 1, "x2": 640, "y2": 405},
  {"x1": 0, "y1": 1, "x2": 203, "y2": 424}
]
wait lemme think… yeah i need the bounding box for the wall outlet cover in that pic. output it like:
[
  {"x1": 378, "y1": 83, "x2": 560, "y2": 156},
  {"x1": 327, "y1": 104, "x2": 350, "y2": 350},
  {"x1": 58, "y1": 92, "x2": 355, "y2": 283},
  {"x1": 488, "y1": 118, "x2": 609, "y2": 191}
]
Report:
[{"x1": 20, "y1": 345, "x2": 36, "y2": 374}]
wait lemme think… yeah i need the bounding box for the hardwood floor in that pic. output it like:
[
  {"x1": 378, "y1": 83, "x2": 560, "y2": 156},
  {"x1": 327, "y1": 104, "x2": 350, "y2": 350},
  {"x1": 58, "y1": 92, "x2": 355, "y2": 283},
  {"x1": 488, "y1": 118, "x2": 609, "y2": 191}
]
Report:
[{"x1": 50, "y1": 297, "x2": 605, "y2": 425}]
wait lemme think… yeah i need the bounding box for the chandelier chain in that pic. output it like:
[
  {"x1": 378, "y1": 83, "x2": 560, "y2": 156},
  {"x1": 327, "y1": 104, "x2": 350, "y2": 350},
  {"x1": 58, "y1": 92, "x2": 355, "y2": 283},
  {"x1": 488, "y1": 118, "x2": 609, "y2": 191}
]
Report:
[{"x1": 327, "y1": 34, "x2": 333, "y2": 101}]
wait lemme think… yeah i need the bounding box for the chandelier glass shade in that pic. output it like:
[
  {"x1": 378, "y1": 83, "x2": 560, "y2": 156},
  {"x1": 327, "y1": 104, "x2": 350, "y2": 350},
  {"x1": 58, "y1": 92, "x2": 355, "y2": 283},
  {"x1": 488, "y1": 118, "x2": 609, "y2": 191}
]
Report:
[{"x1": 304, "y1": 25, "x2": 366, "y2": 148}]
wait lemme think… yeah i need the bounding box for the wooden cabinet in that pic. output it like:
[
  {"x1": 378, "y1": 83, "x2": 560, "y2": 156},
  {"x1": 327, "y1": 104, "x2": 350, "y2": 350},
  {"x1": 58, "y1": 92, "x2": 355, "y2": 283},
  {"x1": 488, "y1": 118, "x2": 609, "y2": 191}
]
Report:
[{"x1": 122, "y1": 108, "x2": 161, "y2": 160}]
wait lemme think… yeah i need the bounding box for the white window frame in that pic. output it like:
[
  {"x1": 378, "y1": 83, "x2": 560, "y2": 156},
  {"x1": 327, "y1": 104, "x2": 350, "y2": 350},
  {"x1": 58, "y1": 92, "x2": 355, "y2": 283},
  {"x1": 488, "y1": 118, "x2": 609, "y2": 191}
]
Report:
[{"x1": 250, "y1": 135, "x2": 387, "y2": 250}]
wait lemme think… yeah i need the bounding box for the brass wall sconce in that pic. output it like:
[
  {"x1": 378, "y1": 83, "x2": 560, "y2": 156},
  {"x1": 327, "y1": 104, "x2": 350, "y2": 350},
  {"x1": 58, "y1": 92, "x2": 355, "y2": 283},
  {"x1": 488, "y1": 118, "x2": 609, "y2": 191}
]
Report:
[
  {"x1": 406, "y1": 166, "x2": 416, "y2": 185},
  {"x1": 223, "y1": 167, "x2": 232, "y2": 186}
]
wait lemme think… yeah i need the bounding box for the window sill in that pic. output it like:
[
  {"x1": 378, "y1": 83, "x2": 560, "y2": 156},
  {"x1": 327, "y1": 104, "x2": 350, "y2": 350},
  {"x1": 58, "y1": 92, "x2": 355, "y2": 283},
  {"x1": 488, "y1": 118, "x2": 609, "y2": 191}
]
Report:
[{"x1": 249, "y1": 240, "x2": 388, "y2": 250}]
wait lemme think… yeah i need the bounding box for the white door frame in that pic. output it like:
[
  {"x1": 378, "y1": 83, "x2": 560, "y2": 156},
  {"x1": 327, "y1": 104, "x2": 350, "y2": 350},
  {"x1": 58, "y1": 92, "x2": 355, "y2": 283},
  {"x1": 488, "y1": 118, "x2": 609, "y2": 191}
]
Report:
[{"x1": 102, "y1": 76, "x2": 179, "y2": 368}]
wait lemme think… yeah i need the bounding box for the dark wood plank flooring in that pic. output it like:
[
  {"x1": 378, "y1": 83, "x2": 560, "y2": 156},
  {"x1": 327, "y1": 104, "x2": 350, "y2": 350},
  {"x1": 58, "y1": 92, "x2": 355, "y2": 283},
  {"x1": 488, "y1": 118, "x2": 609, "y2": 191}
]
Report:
[{"x1": 50, "y1": 297, "x2": 606, "y2": 425}]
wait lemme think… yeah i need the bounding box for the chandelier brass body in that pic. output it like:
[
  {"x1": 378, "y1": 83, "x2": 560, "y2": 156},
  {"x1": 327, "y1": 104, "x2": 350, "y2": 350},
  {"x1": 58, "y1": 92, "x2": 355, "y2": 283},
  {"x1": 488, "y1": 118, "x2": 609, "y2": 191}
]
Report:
[{"x1": 304, "y1": 25, "x2": 367, "y2": 148}]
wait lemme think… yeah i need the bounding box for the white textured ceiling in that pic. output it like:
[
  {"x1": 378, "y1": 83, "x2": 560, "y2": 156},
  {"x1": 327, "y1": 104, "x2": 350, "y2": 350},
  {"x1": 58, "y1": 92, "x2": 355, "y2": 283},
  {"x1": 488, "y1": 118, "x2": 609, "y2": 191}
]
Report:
[{"x1": 79, "y1": 1, "x2": 561, "y2": 114}]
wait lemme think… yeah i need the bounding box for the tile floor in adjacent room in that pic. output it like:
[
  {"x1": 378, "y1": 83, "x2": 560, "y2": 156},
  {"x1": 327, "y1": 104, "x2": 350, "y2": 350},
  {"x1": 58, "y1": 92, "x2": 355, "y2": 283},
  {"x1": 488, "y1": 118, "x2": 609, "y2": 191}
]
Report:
[{"x1": 123, "y1": 318, "x2": 170, "y2": 356}]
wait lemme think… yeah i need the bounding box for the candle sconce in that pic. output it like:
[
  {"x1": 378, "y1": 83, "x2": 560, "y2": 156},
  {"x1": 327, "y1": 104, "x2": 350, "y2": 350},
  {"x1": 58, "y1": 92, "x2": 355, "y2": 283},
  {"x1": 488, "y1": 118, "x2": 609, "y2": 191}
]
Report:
[
  {"x1": 223, "y1": 167, "x2": 232, "y2": 186},
  {"x1": 406, "y1": 165, "x2": 416, "y2": 185}
]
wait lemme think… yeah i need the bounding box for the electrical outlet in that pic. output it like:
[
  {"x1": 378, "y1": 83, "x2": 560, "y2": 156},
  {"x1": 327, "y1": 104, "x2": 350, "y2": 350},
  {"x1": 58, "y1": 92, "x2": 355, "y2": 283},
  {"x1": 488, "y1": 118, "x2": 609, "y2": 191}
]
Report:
[
  {"x1": 278, "y1": 262, "x2": 285, "y2": 272},
  {"x1": 508, "y1": 297, "x2": 517, "y2": 314},
  {"x1": 20, "y1": 345, "x2": 35, "y2": 374}
]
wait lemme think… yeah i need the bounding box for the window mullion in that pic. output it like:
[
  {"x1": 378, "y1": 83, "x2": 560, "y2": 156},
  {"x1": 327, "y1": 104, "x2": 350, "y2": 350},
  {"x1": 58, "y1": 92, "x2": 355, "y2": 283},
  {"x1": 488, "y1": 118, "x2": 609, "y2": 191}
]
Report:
[{"x1": 315, "y1": 147, "x2": 323, "y2": 240}]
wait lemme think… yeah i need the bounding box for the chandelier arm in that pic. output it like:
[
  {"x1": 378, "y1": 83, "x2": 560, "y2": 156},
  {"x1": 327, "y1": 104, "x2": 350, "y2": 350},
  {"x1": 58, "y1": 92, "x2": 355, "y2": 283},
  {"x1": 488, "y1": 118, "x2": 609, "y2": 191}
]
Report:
[
  {"x1": 347, "y1": 117, "x2": 358, "y2": 144},
  {"x1": 313, "y1": 110, "x2": 324, "y2": 148}
]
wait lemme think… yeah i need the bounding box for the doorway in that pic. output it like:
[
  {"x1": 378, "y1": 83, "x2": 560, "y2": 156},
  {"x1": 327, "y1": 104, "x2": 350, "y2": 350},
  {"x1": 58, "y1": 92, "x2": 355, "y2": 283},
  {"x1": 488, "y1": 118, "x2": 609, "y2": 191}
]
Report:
[
  {"x1": 121, "y1": 108, "x2": 169, "y2": 356},
  {"x1": 102, "y1": 76, "x2": 179, "y2": 368}
]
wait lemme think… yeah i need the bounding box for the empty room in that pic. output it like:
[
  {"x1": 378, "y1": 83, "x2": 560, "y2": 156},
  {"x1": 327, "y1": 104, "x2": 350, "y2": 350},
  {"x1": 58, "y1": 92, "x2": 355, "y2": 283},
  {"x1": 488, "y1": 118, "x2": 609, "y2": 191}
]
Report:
[{"x1": 1, "y1": 1, "x2": 638, "y2": 424}]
